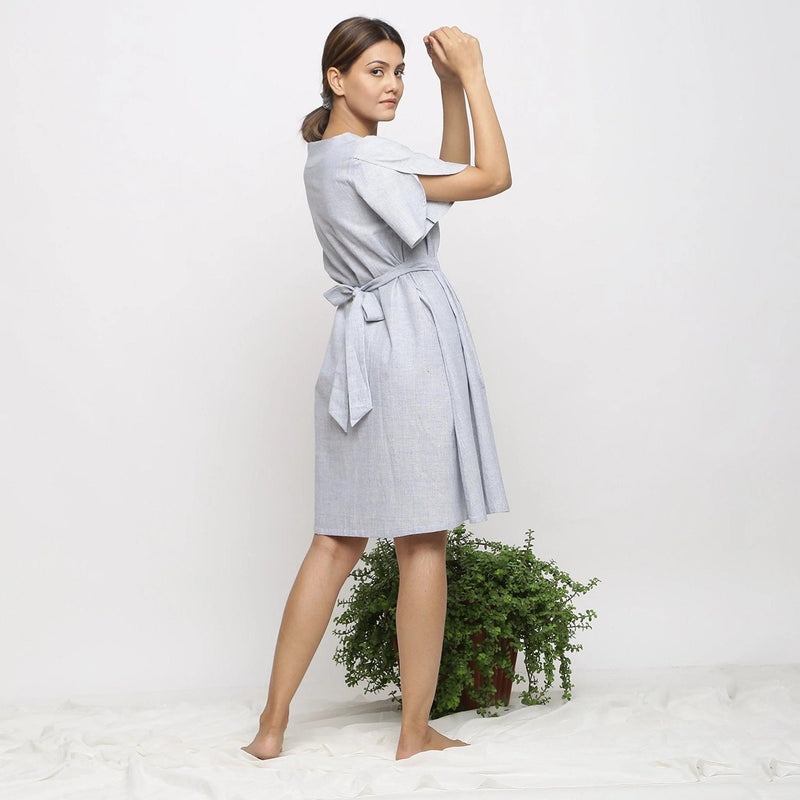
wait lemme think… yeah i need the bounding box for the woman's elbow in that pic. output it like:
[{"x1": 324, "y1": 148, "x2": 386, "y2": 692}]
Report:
[{"x1": 489, "y1": 171, "x2": 512, "y2": 195}]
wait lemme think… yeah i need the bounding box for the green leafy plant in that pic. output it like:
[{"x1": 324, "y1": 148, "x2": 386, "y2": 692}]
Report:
[{"x1": 333, "y1": 524, "x2": 600, "y2": 718}]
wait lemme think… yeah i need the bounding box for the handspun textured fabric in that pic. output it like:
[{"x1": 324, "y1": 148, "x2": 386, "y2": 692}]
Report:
[{"x1": 304, "y1": 132, "x2": 509, "y2": 537}]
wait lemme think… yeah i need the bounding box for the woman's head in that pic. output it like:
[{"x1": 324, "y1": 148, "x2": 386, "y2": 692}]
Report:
[{"x1": 300, "y1": 17, "x2": 405, "y2": 142}]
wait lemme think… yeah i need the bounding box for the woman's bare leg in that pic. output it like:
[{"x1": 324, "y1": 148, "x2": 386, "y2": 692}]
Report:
[
  {"x1": 241, "y1": 533, "x2": 368, "y2": 759},
  {"x1": 393, "y1": 530, "x2": 468, "y2": 760}
]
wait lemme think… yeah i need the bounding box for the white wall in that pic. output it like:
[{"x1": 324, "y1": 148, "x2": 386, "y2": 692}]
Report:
[{"x1": 2, "y1": 0, "x2": 798, "y2": 704}]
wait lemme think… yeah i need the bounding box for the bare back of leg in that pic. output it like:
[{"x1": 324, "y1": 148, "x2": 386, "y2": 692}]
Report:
[
  {"x1": 242, "y1": 533, "x2": 368, "y2": 759},
  {"x1": 393, "y1": 530, "x2": 469, "y2": 760}
]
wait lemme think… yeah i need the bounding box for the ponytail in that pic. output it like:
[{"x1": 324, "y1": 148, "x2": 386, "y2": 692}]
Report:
[{"x1": 300, "y1": 104, "x2": 332, "y2": 143}]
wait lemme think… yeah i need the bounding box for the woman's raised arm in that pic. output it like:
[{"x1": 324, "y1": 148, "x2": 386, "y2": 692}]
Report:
[{"x1": 418, "y1": 26, "x2": 512, "y2": 201}]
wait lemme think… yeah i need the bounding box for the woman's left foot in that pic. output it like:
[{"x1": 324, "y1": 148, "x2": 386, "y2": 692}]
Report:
[{"x1": 241, "y1": 725, "x2": 285, "y2": 760}]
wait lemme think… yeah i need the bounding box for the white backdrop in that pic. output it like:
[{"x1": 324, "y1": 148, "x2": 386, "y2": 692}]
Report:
[{"x1": 2, "y1": 0, "x2": 798, "y2": 705}]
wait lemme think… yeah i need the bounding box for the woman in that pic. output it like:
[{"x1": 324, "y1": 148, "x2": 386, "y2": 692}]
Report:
[{"x1": 243, "y1": 16, "x2": 511, "y2": 761}]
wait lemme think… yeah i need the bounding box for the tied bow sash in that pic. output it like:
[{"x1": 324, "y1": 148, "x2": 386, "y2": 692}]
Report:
[{"x1": 323, "y1": 261, "x2": 441, "y2": 432}]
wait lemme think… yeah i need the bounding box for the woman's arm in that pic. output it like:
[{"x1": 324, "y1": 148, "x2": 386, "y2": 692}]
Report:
[
  {"x1": 425, "y1": 30, "x2": 470, "y2": 164},
  {"x1": 439, "y1": 78, "x2": 470, "y2": 164},
  {"x1": 419, "y1": 27, "x2": 511, "y2": 201}
]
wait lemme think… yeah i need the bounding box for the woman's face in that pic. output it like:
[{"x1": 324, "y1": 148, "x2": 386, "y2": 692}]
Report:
[{"x1": 329, "y1": 40, "x2": 405, "y2": 124}]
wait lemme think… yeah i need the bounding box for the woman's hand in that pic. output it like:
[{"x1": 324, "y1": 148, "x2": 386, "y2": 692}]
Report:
[
  {"x1": 423, "y1": 26, "x2": 484, "y2": 83},
  {"x1": 423, "y1": 29, "x2": 459, "y2": 83}
]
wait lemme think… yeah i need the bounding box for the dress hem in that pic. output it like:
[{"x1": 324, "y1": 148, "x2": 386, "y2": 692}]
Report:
[{"x1": 313, "y1": 506, "x2": 510, "y2": 539}]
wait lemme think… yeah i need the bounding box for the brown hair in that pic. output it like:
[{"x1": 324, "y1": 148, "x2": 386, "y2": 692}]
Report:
[{"x1": 300, "y1": 17, "x2": 405, "y2": 143}]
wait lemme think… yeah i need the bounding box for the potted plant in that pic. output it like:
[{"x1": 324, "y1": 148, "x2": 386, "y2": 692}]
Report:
[{"x1": 333, "y1": 524, "x2": 600, "y2": 718}]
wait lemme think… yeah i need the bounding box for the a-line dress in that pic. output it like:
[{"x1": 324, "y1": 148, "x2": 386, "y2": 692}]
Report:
[{"x1": 304, "y1": 131, "x2": 509, "y2": 538}]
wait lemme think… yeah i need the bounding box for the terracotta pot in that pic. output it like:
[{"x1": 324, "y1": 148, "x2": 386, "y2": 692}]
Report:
[
  {"x1": 391, "y1": 627, "x2": 518, "y2": 712},
  {"x1": 456, "y1": 629, "x2": 518, "y2": 711}
]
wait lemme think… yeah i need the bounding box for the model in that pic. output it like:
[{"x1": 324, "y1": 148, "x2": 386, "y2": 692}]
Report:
[{"x1": 243, "y1": 16, "x2": 511, "y2": 761}]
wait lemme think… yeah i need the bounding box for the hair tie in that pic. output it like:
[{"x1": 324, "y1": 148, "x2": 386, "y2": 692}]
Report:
[{"x1": 320, "y1": 91, "x2": 333, "y2": 110}]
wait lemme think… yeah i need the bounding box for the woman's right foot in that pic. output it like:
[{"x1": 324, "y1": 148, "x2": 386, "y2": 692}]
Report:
[{"x1": 396, "y1": 724, "x2": 468, "y2": 760}]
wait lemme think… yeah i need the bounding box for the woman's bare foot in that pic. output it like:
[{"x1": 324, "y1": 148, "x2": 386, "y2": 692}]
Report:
[
  {"x1": 241, "y1": 729, "x2": 284, "y2": 760},
  {"x1": 241, "y1": 714, "x2": 287, "y2": 760},
  {"x1": 395, "y1": 725, "x2": 469, "y2": 760}
]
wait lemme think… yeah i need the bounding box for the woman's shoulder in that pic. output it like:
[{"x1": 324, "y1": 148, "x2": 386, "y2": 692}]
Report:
[
  {"x1": 350, "y1": 134, "x2": 418, "y2": 168},
  {"x1": 352, "y1": 134, "x2": 468, "y2": 177},
  {"x1": 308, "y1": 132, "x2": 435, "y2": 166}
]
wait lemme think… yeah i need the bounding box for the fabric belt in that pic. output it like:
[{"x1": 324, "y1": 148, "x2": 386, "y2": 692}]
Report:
[{"x1": 323, "y1": 261, "x2": 441, "y2": 432}]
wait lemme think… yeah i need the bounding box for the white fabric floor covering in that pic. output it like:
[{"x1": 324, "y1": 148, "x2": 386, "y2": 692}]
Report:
[{"x1": 1, "y1": 664, "x2": 798, "y2": 800}]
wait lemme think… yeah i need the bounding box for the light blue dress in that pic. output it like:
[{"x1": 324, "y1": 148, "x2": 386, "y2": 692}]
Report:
[{"x1": 304, "y1": 131, "x2": 509, "y2": 538}]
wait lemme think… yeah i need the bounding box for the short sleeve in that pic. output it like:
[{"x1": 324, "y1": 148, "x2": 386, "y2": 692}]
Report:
[{"x1": 350, "y1": 136, "x2": 469, "y2": 249}]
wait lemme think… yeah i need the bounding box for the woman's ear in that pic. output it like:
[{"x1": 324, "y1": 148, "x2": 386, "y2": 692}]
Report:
[{"x1": 327, "y1": 66, "x2": 344, "y2": 98}]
